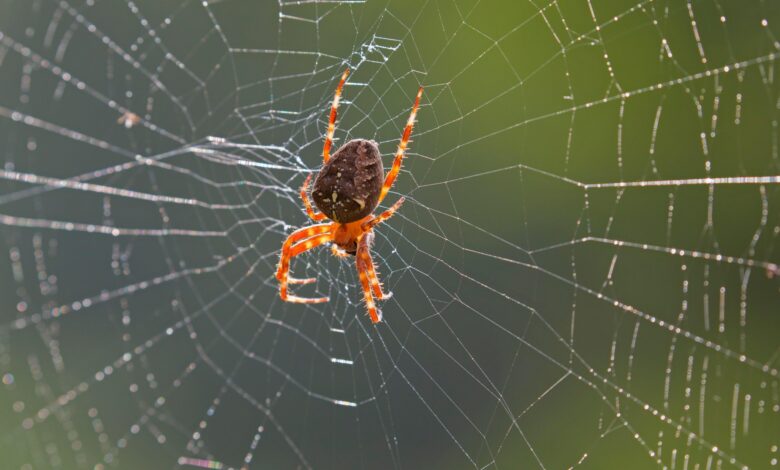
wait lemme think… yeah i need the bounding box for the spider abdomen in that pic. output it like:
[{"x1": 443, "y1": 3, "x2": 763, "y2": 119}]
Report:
[{"x1": 312, "y1": 139, "x2": 384, "y2": 223}]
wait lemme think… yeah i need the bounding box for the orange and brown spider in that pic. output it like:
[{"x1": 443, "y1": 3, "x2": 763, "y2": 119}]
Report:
[{"x1": 275, "y1": 69, "x2": 422, "y2": 323}]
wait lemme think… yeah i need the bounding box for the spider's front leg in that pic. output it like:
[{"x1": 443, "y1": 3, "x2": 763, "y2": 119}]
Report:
[
  {"x1": 276, "y1": 224, "x2": 331, "y2": 280},
  {"x1": 277, "y1": 224, "x2": 333, "y2": 303},
  {"x1": 357, "y1": 232, "x2": 392, "y2": 301},
  {"x1": 355, "y1": 247, "x2": 382, "y2": 323}
]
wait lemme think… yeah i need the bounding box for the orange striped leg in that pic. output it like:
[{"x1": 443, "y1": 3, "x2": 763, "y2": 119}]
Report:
[
  {"x1": 276, "y1": 224, "x2": 332, "y2": 282},
  {"x1": 331, "y1": 245, "x2": 350, "y2": 258},
  {"x1": 378, "y1": 87, "x2": 423, "y2": 203},
  {"x1": 323, "y1": 68, "x2": 350, "y2": 163},
  {"x1": 279, "y1": 233, "x2": 333, "y2": 304},
  {"x1": 363, "y1": 197, "x2": 405, "y2": 232},
  {"x1": 357, "y1": 234, "x2": 391, "y2": 300},
  {"x1": 355, "y1": 246, "x2": 381, "y2": 323},
  {"x1": 300, "y1": 175, "x2": 326, "y2": 221}
]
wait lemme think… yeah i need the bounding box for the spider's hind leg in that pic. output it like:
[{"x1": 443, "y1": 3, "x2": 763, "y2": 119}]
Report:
[
  {"x1": 377, "y1": 87, "x2": 423, "y2": 204},
  {"x1": 322, "y1": 68, "x2": 350, "y2": 163}
]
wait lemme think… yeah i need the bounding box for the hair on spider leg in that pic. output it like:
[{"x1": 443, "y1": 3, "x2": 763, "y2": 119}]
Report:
[{"x1": 362, "y1": 230, "x2": 375, "y2": 247}]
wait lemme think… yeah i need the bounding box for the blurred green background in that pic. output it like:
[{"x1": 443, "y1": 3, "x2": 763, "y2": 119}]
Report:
[{"x1": 0, "y1": 0, "x2": 779, "y2": 468}]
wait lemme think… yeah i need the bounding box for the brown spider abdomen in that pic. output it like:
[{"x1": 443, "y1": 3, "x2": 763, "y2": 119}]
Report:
[{"x1": 312, "y1": 139, "x2": 384, "y2": 223}]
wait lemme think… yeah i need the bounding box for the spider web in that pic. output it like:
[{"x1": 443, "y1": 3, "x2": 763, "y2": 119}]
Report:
[{"x1": 0, "y1": 0, "x2": 779, "y2": 468}]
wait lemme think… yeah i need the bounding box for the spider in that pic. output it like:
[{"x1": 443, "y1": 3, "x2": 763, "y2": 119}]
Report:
[{"x1": 275, "y1": 69, "x2": 422, "y2": 323}]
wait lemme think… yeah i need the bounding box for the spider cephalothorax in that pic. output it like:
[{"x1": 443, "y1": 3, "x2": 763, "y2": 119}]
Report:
[{"x1": 275, "y1": 69, "x2": 422, "y2": 323}]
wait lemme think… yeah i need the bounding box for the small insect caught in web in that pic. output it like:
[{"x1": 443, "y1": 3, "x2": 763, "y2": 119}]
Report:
[
  {"x1": 276, "y1": 68, "x2": 423, "y2": 323},
  {"x1": 117, "y1": 111, "x2": 141, "y2": 129}
]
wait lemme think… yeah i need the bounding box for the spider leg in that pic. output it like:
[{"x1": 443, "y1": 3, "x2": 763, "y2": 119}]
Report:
[
  {"x1": 322, "y1": 68, "x2": 350, "y2": 163},
  {"x1": 287, "y1": 275, "x2": 316, "y2": 285},
  {"x1": 278, "y1": 232, "x2": 334, "y2": 304},
  {"x1": 331, "y1": 245, "x2": 351, "y2": 258},
  {"x1": 289, "y1": 234, "x2": 334, "y2": 257},
  {"x1": 362, "y1": 197, "x2": 405, "y2": 232},
  {"x1": 300, "y1": 174, "x2": 327, "y2": 221},
  {"x1": 357, "y1": 233, "x2": 392, "y2": 300},
  {"x1": 355, "y1": 245, "x2": 382, "y2": 323},
  {"x1": 276, "y1": 224, "x2": 332, "y2": 281},
  {"x1": 377, "y1": 87, "x2": 423, "y2": 204}
]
